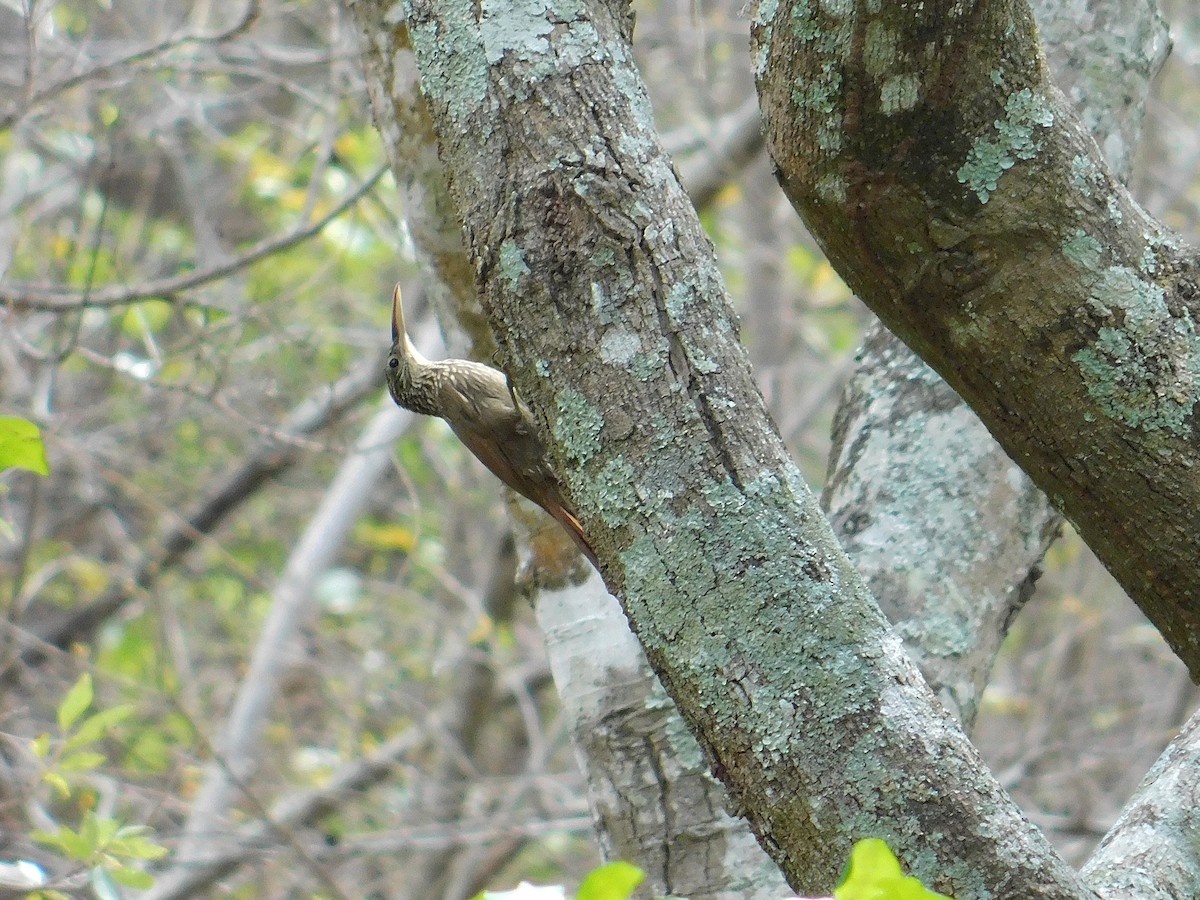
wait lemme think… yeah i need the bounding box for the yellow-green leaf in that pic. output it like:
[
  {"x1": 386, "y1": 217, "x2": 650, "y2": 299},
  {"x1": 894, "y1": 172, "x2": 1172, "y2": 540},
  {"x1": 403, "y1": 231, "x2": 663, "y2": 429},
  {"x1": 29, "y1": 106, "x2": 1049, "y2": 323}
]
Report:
[
  {"x1": 106, "y1": 864, "x2": 155, "y2": 888},
  {"x1": 58, "y1": 750, "x2": 106, "y2": 773},
  {"x1": 57, "y1": 674, "x2": 93, "y2": 732},
  {"x1": 836, "y1": 839, "x2": 953, "y2": 900},
  {"x1": 31, "y1": 733, "x2": 51, "y2": 758},
  {"x1": 42, "y1": 771, "x2": 71, "y2": 800},
  {"x1": 0, "y1": 417, "x2": 49, "y2": 476},
  {"x1": 577, "y1": 861, "x2": 645, "y2": 900},
  {"x1": 109, "y1": 833, "x2": 168, "y2": 861},
  {"x1": 65, "y1": 704, "x2": 135, "y2": 751}
]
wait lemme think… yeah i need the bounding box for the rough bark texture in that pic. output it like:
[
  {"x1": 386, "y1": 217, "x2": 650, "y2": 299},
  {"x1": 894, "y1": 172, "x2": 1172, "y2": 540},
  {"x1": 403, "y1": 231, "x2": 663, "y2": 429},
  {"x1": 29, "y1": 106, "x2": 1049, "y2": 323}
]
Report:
[
  {"x1": 822, "y1": 0, "x2": 1169, "y2": 728},
  {"x1": 1083, "y1": 711, "x2": 1200, "y2": 898},
  {"x1": 536, "y1": 575, "x2": 792, "y2": 899},
  {"x1": 354, "y1": 0, "x2": 1093, "y2": 893},
  {"x1": 752, "y1": 0, "x2": 1200, "y2": 677},
  {"x1": 824, "y1": 328, "x2": 1059, "y2": 725},
  {"x1": 351, "y1": 11, "x2": 788, "y2": 894}
]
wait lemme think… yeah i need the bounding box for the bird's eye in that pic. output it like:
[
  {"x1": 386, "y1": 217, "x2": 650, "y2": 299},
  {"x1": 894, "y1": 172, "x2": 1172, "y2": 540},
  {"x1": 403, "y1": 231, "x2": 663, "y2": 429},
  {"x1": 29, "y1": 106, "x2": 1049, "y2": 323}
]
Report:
[{"x1": 388, "y1": 357, "x2": 399, "y2": 369}]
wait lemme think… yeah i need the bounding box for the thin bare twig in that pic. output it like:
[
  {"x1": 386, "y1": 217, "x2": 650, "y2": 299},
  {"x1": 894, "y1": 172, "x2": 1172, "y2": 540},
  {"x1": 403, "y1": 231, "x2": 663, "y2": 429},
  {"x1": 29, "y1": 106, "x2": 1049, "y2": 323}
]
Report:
[
  {"x1": 154, "y1": 399, "x2": 411, "y2": 891},
  {"x1": 15, "y1": 348, "x2": 387, "y2": 659},
  {"x1": 0, "y1": 1, "x2": 262, "y2": 129},
  {"x1": 0, "y1": 165, "x2": 387, "y2": 311}
]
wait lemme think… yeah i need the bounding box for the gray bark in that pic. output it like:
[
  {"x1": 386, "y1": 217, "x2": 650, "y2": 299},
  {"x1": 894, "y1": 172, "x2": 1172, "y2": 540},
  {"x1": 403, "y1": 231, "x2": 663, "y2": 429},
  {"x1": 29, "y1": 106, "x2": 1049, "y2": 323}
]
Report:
[
  {"x1": 372, "y1": 0, "x2": 1090, "y2": 892},
  {"x1": 824, "y1": 0, "x2": 1169, "y2": 728},
  {"x1": 349, "y1": 13, "x2": 791, "y2": 894},
  {"x1": 752, "y1": 0, "x2": 1200, "y2": 676},
  {"x1": 536, "y1": 576, "x2": 792, "y2": 899}
]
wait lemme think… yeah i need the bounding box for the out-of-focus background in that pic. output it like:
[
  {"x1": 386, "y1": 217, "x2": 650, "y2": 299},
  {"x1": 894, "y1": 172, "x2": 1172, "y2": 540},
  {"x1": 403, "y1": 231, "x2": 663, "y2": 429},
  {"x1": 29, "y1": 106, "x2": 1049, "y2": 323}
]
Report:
[{"x1": 0, "y1": 0, "x2": 1196, "y2": 894}]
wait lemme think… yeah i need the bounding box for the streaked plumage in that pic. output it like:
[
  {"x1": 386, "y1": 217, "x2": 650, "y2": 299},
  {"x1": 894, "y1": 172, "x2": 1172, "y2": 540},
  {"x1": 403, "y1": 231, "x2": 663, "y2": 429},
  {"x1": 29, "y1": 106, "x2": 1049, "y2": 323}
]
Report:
[{"x1": 385, "y1": 286, "x2": 597, "y2": 568}]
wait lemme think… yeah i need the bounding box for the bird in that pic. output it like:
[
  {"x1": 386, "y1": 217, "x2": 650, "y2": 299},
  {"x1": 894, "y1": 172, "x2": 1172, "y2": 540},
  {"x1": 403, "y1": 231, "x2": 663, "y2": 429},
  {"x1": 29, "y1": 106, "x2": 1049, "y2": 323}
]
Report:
[{"x1": 384, "y1": 285, "x2": 597, "y2": 569}]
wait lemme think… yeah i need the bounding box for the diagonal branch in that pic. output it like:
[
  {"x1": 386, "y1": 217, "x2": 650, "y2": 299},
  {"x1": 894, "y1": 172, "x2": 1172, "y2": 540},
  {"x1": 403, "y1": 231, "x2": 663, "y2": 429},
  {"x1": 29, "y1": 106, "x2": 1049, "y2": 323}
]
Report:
[
  {"x1": 12, "y1": 348, "x2": 387, "y2": 661},
  {"x1": 393, "y1": 0, "x2": 1090, "y2": 892},
  {"x1": 0, "y1": 165, "x2": 387, "y2": 312},
  {"x1": 753, "y1": 0, "x2": 1200, "y2": 675}
]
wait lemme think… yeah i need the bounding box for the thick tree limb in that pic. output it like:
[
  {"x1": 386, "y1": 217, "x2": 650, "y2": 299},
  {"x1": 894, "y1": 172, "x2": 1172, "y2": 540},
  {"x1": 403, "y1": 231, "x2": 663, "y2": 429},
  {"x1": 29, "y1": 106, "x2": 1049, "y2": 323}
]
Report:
[
  {"x1": 536, "y1": 574, "x2": 794, "y2": 899},
  {"x1": 823, "y1": 0, "x2": 1170, "y2": 728},
  {"x1": 348, "y1": 15, "x2": 793, "y2": 893},
  {"x1": 1083, "y1": 710, "x2": 1200, "y2": 898},
  {"x1": 752, "y1": 0, "x2": 1200, "y2": 677},
  {"x1": 378, "y1": 0, "x2": 1090, "y2": 893}
]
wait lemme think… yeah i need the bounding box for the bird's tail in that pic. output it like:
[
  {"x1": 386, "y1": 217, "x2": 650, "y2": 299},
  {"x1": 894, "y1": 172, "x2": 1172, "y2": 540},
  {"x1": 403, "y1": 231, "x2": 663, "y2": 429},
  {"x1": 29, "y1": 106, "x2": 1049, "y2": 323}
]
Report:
[{"x1": 553, "y1": 507, "x2": 599, "y2": 570}]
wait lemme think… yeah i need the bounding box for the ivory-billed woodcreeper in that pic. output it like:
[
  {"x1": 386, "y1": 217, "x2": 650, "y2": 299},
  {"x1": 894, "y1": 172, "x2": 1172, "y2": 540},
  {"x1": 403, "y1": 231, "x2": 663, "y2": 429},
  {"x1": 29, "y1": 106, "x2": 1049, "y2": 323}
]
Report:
[{"x1": 384, "y1": 286, "x2": 597, "y2": 568}]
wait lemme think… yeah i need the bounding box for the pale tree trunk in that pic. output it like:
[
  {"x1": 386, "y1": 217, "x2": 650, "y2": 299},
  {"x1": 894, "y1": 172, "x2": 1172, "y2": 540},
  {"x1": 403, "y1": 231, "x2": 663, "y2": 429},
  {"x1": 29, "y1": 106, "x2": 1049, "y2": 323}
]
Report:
[{"x1": 349, "y1": 11, "x2": 792, "y2": 896}]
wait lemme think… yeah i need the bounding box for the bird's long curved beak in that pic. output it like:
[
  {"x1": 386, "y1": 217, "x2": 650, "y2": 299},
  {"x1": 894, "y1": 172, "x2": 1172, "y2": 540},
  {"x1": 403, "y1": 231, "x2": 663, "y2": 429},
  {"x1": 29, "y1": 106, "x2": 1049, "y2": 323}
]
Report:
[{"x1": 391, "y1": 285, "x2": 404, "y2": 344}]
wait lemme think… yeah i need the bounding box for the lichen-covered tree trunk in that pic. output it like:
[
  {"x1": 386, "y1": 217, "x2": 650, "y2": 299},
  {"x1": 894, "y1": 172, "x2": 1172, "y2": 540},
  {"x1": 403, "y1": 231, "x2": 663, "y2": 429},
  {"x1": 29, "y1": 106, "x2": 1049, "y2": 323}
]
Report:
[
  {"x1": 348, "y1": 0, "x2": 1092, "y2": 895},
  {"x1": 349, "y1": 15, "x2": 788, "y2": 894},
  {"x1": 752, "y1": 0, "x2": 1200, "y2": 677},
  {"x1": 823, "y1": 0, "x2": 1170, "y2": 728}
]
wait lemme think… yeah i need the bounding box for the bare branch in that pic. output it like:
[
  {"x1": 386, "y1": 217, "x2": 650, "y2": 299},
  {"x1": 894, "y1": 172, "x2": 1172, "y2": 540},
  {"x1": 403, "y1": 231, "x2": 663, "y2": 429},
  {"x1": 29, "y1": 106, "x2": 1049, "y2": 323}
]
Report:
[{"x1": 0, "y1": 165, "x2": 387, "y2": 311}]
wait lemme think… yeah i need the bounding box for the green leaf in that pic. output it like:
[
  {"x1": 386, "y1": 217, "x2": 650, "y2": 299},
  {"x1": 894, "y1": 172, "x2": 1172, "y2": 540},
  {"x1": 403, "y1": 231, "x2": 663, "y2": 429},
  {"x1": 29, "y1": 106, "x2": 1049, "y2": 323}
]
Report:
[
  {"x1": 835, "y1": 839, "x2": 953, "y2": 900},
  {"x1": 86, "y1": 813, "x2": 120, "y2": 849},
  {"x1": 65, "y1": 704, "x2": 135, "y2": 751},
  {"x1": 109, "y1": 831, "x2": 168, "y2": 861},
  {"x1": 42, "y1": 771, "x2": 71, "y2": 800},
  {"x1": 58, "y1": 751, "x2": 107, "y2": 773},
  {"x1": 0, "y1": 417, "x2": 49, "y2": 476},
  {"x1": 33, "y1": 824, "x2": 91, "y2": 860},
  {"x1": 106, "y1": 863, "x2": 155, "y2": 888},
  {"x1": 577, "y1": 862, "x2": 645, "y2": 900},
  {"x1": 31, "y1": 733, "x2": 51, "y2": 758},
  {"x1": 79, "y1": 811, "x2": 100, "y2": 851},
  {"x1": 58, "y1": 674, "x2": 94, "y2": 732}
]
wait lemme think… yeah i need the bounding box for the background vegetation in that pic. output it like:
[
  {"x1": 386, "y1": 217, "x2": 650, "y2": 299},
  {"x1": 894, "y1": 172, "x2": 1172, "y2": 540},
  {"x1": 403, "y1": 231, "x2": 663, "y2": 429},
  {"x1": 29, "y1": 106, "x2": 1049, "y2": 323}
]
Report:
[{"x1": 1, "y1": 0, "x2": 1197, "y2": 895}]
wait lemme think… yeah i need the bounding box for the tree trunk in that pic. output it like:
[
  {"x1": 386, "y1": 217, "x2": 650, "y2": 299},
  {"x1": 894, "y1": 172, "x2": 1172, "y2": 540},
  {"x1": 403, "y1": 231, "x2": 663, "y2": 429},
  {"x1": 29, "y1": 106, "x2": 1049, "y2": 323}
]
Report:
[
  {"x1": 348, "y1": 0, "x2": 1093, "y2": 894},
  {"x1": 753, "y1": 0, "x2": 1200, "y2": 677}
]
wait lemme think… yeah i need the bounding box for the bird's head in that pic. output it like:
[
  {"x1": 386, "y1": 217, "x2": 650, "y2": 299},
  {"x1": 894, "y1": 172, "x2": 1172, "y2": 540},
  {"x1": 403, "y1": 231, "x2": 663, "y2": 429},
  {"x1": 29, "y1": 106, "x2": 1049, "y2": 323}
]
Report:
[{"x1": 385, "y1": 285, "x2": 430, "y2": 405}]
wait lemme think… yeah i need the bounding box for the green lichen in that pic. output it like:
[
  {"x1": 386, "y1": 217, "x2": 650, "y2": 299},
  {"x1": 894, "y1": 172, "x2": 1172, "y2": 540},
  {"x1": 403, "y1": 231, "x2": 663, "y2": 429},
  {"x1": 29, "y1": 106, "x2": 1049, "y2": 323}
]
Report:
[
  {"x1": 600, "y1": 328, "x2": 642, "y2": 365},
  {"x1": 788, "y1": 0, "x2": 821, "y2": 43},
  {"x1": 551, "y1": 20, "x2": 601, "y2": 69},
  {"x1": 588, "y1": 456, "x2": 640, "y2": 526},
  {"x1": 630, "y1": 349, "x2": 666, "y2": 382},
  {"x1": 1071, "y1": 266, "x2": 1200, "y2": 434},
  {"x1": 1061, "y1": 228, "x2": 1104, "y2": 270},
  {"x1": 479, "y1": 0, "x2": 553, "y2": 64},
  {"x1": 1106, "y1": 193, "x2": 1124, "y2": 226},
  {"x1": 815, "y1": 174, "x2": 848, "y2": 204},
  {"x1": 1070, "y1": 154, "x2": 1099, "y2": 197},
  {"x1": 665, "y1": 282, "x2": 694, "y2": 323},
  {"x1": 403, "y1": 0, "x2": 490, "y2": 126},
  {"x1": 880, "y1": 75, "x2": 919, "y2": 114},
  {"x1": 820, "y1": 0, "x2": 854, "y2": 16},
  {"x1": 1139, "y1": 245, "x2": 1158, "y2": 276},
  {"x1": 497, "y1": 239, "x2": 532, "y2": 292},
  {"x1": 862, "y1": 20, "x2": 898, "y2": 76},
  {"x1": 956, "y1": 88, "x2": 1055, "y2": 203},
  {"x1": 554, "y1": 387, "x2": 604, "y2": 464},
  {"x1": 792, "y1": 65, "x2": 842, "y2": 115}
]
